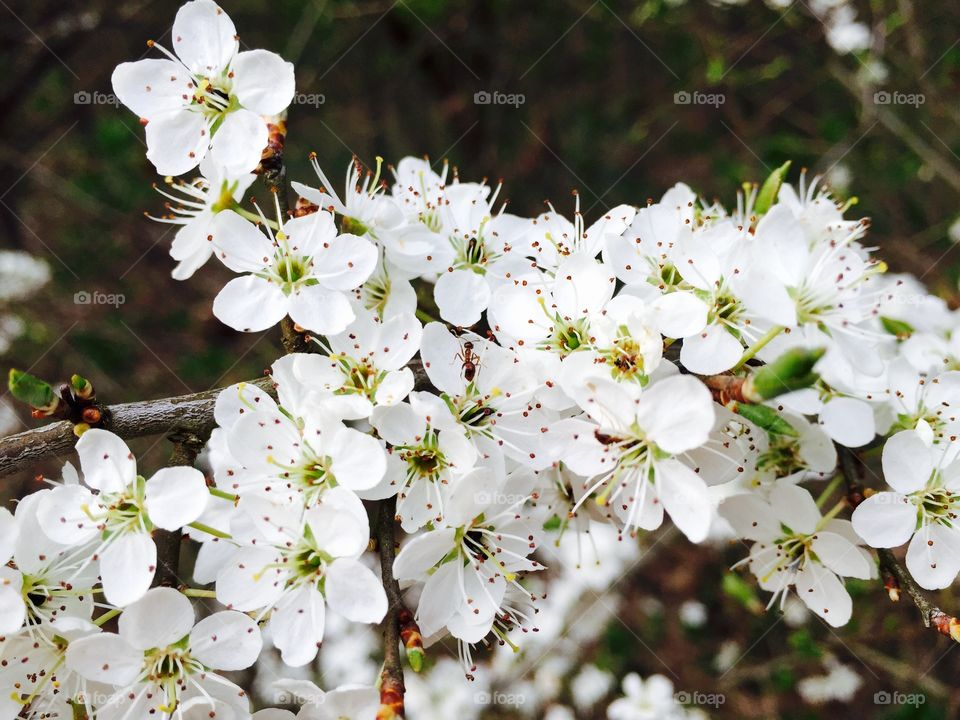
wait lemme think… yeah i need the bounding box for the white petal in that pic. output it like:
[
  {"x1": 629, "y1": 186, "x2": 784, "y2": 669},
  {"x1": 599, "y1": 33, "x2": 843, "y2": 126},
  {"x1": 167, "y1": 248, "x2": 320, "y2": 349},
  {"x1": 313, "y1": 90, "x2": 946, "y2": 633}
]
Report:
[
  {"x1": 211, "y1": 108, "x2": 268, "y2": 175},
  {"x1": 769, "y1": 483, "x2": 821, "y2": 535},
  {"x1": 0, "y1": 507, "x2": 15, "y2": 563},
  {"x1": 213, "y1": 275, "x2": 288, "y2": 332},
  {"x1": 811, "y1": 531, "x2": 873, "y2": 579},
  {"x1": 905, "y1": 524, "x2": 960, "y2": 590},
  {"x1": 287, "y1": 284, "x2": 355, "y2": 336},
  {"x1": 850, "y1": 492, "x2": 916, "y2": 548},
  {"x1": 190, "y1": 611, "x2": 262, "y2": 670},
  {"x1": 819, "y1": 397, "x2": 875, "y2": 448},
  {"x1": 718, "y1": 493, "x2": 778, "y2": 541},
  {"x1": 100, "y1": 533, "x2": 156, "y2": 606},
  {"x1": 76, "y1": 429, "x2": 136, "y2": 494},
  {"x1": 651, "y1": 291, "x2": 708, "y2": 338},
  {"x1": 325, "y1": 558, "x2": 388, "y2": 623},
  {"x1": 172, "y1": 0, "x2": 238, "y2": 74},
  {"x1": 636, "y1": 375, "x2": 714, "y2": 454},
  {"x1": 435, "y1": 270, "x2": 490, "y2": 327},
  {"x1": 111, "y1": 59, "x2": 187, "y2": 118},
  {"x1": 211, "y1": 211, "x2": 274, "y2": 273},
  {"x1": 119, "y1": 587, "x2": 195, "y2": 649},
  {"x1": 657, "y1": 460, "x2": 713, "y2": 543},
  {"x1": 36, "y1": 485, "x2": 101, "y2": 544},
  {"x1": 145, "y1": 110, "x2": 209, "y2": 176},
  {"x1": 145, "y1": 466, "x2": 209, "y2": 530},
  {"x1": 414, "y1": 561, "x2": 459, "y2": 637},
  {"x1": 271, "y1": 585, "x2": 325, "y2": 667},
  {"x1": 311, "y1": 233, "x2": 378, "y2": 290},
  {"x1": 393, "y1": 528, "x2": 457, "y2": 580},
  {"x1": 330, "y1": 429, "x2": 386, "y2": 492},
  {"x1": 794, "y1": 561, "x2": 852, "y2": 626},
  {"x1": 679, "y1": 324, "x2": 744, "y2": 374},
  {"x1": 66, "y1": 633, "x2": 142, "y2": 686},
  {"x1": 0, "y1": 579, "x2": 25, "y2": 633},
  {"x1": 230, "y1": 49, "x2": 295, "y2": 115},
  {"x1": 881, "y1": 430, "x2": 933, "y2": 494}
]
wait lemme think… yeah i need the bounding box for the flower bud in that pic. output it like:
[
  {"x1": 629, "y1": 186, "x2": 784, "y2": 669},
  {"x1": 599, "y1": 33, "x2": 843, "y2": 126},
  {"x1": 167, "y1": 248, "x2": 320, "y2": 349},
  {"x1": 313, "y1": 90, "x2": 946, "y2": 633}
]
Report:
[
  {"x1": 8, "y1": 369, "x2": 59, "y2": 415},
  {"x1": 745, "y1": 347, "x2": 825, "y2": 401}
]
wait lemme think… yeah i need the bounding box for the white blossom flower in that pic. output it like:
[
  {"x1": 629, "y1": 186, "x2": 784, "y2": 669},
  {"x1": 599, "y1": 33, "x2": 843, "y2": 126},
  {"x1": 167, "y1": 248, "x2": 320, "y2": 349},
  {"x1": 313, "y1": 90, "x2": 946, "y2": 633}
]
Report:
[
  {"x1": 852, "y1": 429, "x2": 960, "y2": 589},
  {"x1": 37, "y1": 430, "x2": 209, "y2": 606},
  {"x1": 66, "y1": 587, "x2": 261, "y2": 718},
  {"x1": 555, "y1": 373, "x2": 717, "y2": 541},
  {"x1": 112, "y1": 0, "x2": 295, "y2": 175},
  {"x1": 150, "y1": 156, "x2": 256, "y2": 279},
  {"x1": 212, "y1": 208, "x2": 378, "y2": 334},
  {"x1": 370, "y1": 394, "x2": 477, "y2": 530},
  {"x1": 392, "y1": 468, "x2": 542, "y2": 667},
  {"x1": 292, "y1": 156, "x2": 403, "y2": 240},
  {"x1": 721, "y1": 483, "x2": 875, "y2": 625},
  {"x1": 216, "y1": 489, "x2": 387, "y2": 666}
]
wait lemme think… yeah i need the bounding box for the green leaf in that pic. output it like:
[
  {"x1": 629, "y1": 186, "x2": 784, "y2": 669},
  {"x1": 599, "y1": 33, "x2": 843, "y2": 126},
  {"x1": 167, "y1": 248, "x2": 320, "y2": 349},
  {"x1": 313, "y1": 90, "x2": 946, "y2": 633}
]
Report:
[
  {"x1": 748, "y1": 347, "x2": 825, "y2": 400},
  {"x1": 8, "y1": 369, "x2": 56, "y2": 410},
  {"x1": 734, "y1": 403, "x2": 799, "y2": 437},
  {"x1": 722, "y1": 572, "x2": 763, "y2": 614},
  {"x1": 70, "y1": 373, "x2": 94, "y2": 399},
  {"x1": 755, "y1": 160, "x2": 792, "y2": 215},
  {"x1": 880, "y1": 316, "x2": 914, "y2": 339}
]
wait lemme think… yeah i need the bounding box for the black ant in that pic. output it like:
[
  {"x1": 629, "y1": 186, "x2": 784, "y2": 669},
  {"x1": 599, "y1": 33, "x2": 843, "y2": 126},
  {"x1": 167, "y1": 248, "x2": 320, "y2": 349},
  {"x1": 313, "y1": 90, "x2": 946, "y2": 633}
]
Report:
[{"x1": 456, "y1": 340, "x2": 481, "y2": 383}]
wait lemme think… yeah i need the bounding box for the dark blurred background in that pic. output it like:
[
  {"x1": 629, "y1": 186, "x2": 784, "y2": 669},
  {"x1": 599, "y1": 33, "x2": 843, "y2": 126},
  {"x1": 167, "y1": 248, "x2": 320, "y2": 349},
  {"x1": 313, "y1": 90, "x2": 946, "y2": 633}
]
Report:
[{"x1": 2, "y1": 0, "x2": 960, "y2": 717}]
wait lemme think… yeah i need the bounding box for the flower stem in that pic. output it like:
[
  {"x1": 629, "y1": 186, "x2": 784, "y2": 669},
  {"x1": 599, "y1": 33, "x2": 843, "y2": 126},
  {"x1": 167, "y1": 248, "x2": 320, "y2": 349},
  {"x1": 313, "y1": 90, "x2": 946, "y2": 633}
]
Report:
[
  {"x1": 732, "y1": 326, "x2": 785, "y2": 371},
  {"x1": 182, "y1": 588, "x2": 217, "y2": 598},
  {"x1": 208, "y1": 486, "x2": 240, "y2": 502},
  {"x1": 816, "y1": 473, "x2": 844, "y2": 509},
  {"x1": 234, "y1": 205, "x2": 279, "y2": 229},
  {"x1": 187, "y1": 521, "x2": 231, "y2": 539},
  {"x1": 94, "y1": 608, "x2": 122, "y2": 626}
]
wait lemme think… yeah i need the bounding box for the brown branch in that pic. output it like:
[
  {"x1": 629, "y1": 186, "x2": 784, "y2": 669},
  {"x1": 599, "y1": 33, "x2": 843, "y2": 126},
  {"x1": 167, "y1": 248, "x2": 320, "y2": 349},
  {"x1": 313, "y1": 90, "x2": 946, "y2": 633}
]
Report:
[
  {"x1": 1, "y1": 360, "x2": 434, "y2": 480},
  {"x1": 376, "y1": 495, "x2": 406, "y2": 720},
  {"x1": 838, "y1": 445, "x2": 960, "y2": 644},
  {"x1": 152, "y1": 429, "x2": 208, "y2": 589},
  {"x1": 0, "y1": 376, "x2": 275, "y2": 480}
]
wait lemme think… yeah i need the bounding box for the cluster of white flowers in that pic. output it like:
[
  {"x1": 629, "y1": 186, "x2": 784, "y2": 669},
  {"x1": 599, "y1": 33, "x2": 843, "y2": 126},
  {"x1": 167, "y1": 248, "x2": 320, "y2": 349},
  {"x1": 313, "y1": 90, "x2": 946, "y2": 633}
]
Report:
[{"x1": 5, "y1": 0, "x2": 960, "y2": 717}]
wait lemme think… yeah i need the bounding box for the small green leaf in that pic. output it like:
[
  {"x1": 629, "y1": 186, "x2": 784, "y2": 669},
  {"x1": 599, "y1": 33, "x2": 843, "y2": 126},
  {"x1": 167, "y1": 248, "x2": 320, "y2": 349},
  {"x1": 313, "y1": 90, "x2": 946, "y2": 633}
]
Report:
[
  {"x1": 748, "y1": 347, "x2": 825, "y2": 400},
  {"x1": 542, "y1": 514, "x2": 562, "y2": 531},
  {"x1": 722, "y1": 572, "x2": 763, "y2": 614},
  {"x1": 755, "y1": 160, "x2": 792, "y2": 215},
  {"x1": 880, "y1": 316, "x2": 914, "y2": 339},
  {"x1": 8, "y1": 369, "x2": 56, "y2": 410},
  {"x1": 734, "y1": 403, "x2": 799, "y2": 437},
  {"x1": 407, "y1": 647, "x2": 425, "y2": 672},
  {"x1": 70, "y1": 373, "x2": 94, "y2": 399}
]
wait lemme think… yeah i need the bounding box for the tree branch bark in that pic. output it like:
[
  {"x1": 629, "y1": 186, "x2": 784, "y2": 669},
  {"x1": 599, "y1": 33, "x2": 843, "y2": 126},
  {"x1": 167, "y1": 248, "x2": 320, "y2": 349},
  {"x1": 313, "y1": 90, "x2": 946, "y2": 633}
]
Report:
[
  {"x1": 0, "y1": 359, "x2": 433, "y2": 480},
  {"x1": 838, "y1": 445, "x2": 960, "y2": 644},
  {"x1": 0, "y1": 376, "x2": 275, "y2": 479},
  {"x1": 152, "y1": 429, "x2": 208, "y2": 589},
  {"x1": 377, "y1": 495, "x2": 406, "y2": 720}
]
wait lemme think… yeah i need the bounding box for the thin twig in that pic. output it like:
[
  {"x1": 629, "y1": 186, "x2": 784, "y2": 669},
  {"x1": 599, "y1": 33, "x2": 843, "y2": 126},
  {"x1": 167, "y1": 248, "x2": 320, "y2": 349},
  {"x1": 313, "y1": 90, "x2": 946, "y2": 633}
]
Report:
[
  {"x1": 0, "y1": 376, "x2": 275, "y2": 479},
  {"x1": 838, "y1": 445, "x2": 960, "y2": 643},
  {"x1": 376, "y1": 496, "x2": 406, "y2": 719},
  {"x1": 152, "y1": 429, "x2": 208, "y2": 589}
]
